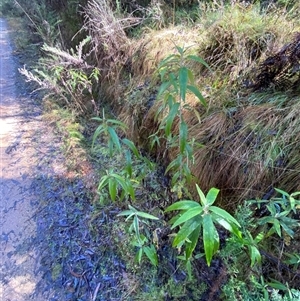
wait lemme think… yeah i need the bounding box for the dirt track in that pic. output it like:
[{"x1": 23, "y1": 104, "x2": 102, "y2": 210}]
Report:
[{"x1": 0, "y1": 18, "x2": 67, "y2": 300}]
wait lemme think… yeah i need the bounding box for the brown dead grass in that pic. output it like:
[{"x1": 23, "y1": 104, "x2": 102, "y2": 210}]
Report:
[
  {"x1": 164, "y1": 99, "x2": 300, "y2": 209},
  {"x1": 131, "y1": 27, "x2": 202, "y2": 80}
]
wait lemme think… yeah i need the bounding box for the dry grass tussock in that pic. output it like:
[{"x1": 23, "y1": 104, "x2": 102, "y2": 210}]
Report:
[
  {"x1": 198, "y1": 4, "x2": 300, "y2": 90},
  {"x1": 131, "y1": 27, "x2": 202, "y2": 80},
  {"x1": 85, "y1": 2, "x2": 300, "y2": 205},
  {"x1": 82, "y1": 0, "x2": 142, "y2": 100},
  {"x1": 177, "y1": 100, "x2": 300, "y2": 208}
]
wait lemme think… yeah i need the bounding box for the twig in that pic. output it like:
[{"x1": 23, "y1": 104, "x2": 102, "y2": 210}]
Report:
[{"x1": 92, "y1": 282, "x2": 101, "y2": 301}]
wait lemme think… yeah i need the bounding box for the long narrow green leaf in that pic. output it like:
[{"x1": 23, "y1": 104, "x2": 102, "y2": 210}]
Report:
[
  {"x1": 281, "y1": 223, "x2": 295, "y2": 237},
  {"x1": 175, "y1": 45, "x2": 184, "y2": 55},
  {"x1": 182, "y1": 164, "x2": 192, "y2": 183},
  {"x1": 91, "y1": 117, "x2": 103, "y2": 122},
  {"x1": 128, "y1": 204, "x2": 138, "y2": 212},
  {"x1": 169, "y1": 73, "x2": 178, "y2": 93},
  {"x1": 119, "y1": 190, "x2": 126, "y2": 201},
  {"x1": 107, "y1": 127, "x2": 121, "y2": 151},
  {"x1": 291, "y1": 191, "x2": 300, "y2": 197},
  {"x1": 158, "y1": 81, "x2": 171, "y2": 97},
  {"x1": 143, "y1": 245, "x2": 158, "y2": 266},
  {"x1": 171, "y1": 170, "x2": 181, "y2": 187},
  {"x1": 258, "y1": 216, "x2": 274, "y2": 225},
  {"x1": 185, "y1": 224, "x2": 201, "y2": 259},
  {"x1": 171, "y1": 206, "x2": 202, "y2": 229},
  {"x1": 136, "y1": 211, "x2": 159, "y2": 220},
  {"x1": 210, "y1": 206, "x2": 241, "y2": 227},
  {"x1": 154, "y1": 99, "x2": 166, "y2": 121},
  {"x1": 117, "y1": 210, "x2": 134, "y2": 217},
  {"x1": 122, "y1": 138, "x2": 140, "y2": 158},
  {"x1": 213, "y1": 215, "x2": 242, "y2": 238},
  {"x1": 98, "y1": 176, "x2": 109, "y2": 190},
  {"x1": 108, "y1": 139, "x2": 114, "y2": 157},
  {"x1": 173, "y1": 219, "x2": 199, "y2": 247},
  {"x1": 125, "y1": 150, "x2": 132, "y2": 178},
  {"x1": 179, "y1": 67, "x2": 188, "y2": 102},
  {"x1": 125, "y1": 213, "x2": 135, "y2": 221},
  {"x1": 108, "y1": 178, "x2": 117, "y2": 201},
  {"x1": 249, "y1": 245, "x2": 261, "y2": 266},
  {"x1": 135, "y1": 248, "x2": 143, "y2": 264},
  {"x1": 290, "y1": 196, "x2": 296, "y2": 212},
  {"x1": 91, "y1": 125, "x2": 105, "y2": 148},
  {"x1": 107, "y1": 119, "x2": 127, "y2": 129},
  {"x1": 254, "y1": 232, "x2": 264, "y2": 244},
  {"x1": 206, "y1": 188, "x2": 219, "y2": 205},
  {"x1": 110, "y1": 176, "x2": 127, "y2": 196},
  {"x1": 274, "y1": 188, "x2": 290, "y2": 198},
  {"x1": 187, "y1": 55, "x2": 211, "y2": 70},
  {"x1": 127, "y1": 182, "x2": 136, "y2": 200},
  {"x1": 196, "y1": 184, "x2": 207, "y2": 206},
  {"x1": 179, "y1": 121, "x2": 188, "y2": 154},
  {"x1": 167, "y1": 93, "x2": 176, "y2": 110},
  {"x1": 109, "y1": 173, "x2": 127, "y2": 182},
  {"x1": 158, "y1": 54, "x2": 179, "y2": 68},
  {"x1": 165, "y1": 200, "x2": 199, "y2": 212},
  {"x1": 133, "y1": 215, "x2": 140, "y2": 241},
  {"x1": 165, "y1": 102, "x2": 180, "y2": 137},
  {"x1": 142, "y1": 156, "x2": 155, "y2": 170},
  {"x1": 267, "y1": 280, "x2": 289, "y2": 291},
  {"x1": 187, "y1": 69, "x2": 195, "y2": 85},
  {"x1": 203, "y1": 214, "x2": 219, "y2": 266},
  {"x1": 165, "y1": 156, "x2": 180, "y2": 174},
  {"x1": 187, "y1": 85, "x2": 207, "y2": 107},
  {"x1": 273, "y1": 219, "x2": 282, "y2": 237}
]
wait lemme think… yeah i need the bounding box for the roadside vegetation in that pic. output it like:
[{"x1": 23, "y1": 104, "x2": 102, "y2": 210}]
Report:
[{"x1": 2, "y1": 0, "x2": 300, "y2": 300}]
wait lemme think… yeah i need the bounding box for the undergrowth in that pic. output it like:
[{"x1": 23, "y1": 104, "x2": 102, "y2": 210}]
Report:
[{"x1": 6, "y1": 0, "x2": 300, "y2": 300}]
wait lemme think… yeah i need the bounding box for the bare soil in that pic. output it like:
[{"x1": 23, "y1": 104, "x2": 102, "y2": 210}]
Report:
[{"x1": 0, "y1": 18, "x2": 67, "y2": 300}]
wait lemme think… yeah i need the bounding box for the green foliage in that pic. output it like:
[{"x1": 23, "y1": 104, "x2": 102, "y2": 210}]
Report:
[
  {"x1": 98, "y1": 171, "x2": 136, "y2": 201},
  {"x1": 118, "y1": 205, "x2": 159, "y2": 266},
  {"x1": 0, "y1": 0, "x2": 16, "y2": 16},
  {"x1": 10, "y1": 0, "x2": 300, "y2": 299},
  {"x1": 92, "y1": 110, "x2": 155, "y2": 203},
  {"x1": 226, "y1": 188, "x2": 300, "y2": 271},
  {"x1": 284, "y1": 253, "x2": 300, "y2": 270},
  {"x1": 151, "y1": 45, "x2": 209, "y2": 196},
  {"x1": 92, "y1": 113, "x2": 135, "y2": 201},
  {"x1": 250, "y1": 188, "x2": 300, "y2": 239},
  {"x1": 166, "y1": 184, "x2": 241, "y2": 266},
  {"x1": 92, "y1": 110, "x2": 127, "y2": 156},
  {"x1": 220, "y1": 188, "x2": 300, "y2": 299},
  {"x1": 13, "y1": 0, "x2": 62, "y2": 45},
  {"x1": 222, "y1": 273, "x2": 300, "y2": 301},
  {"x1": 232, "y1": 230, "x2": 264, "y2": 267}
]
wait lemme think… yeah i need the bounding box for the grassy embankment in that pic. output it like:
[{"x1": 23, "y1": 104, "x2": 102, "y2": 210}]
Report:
[{"x1": 3, "y1": 0, "x2": 300, "y2": 300}]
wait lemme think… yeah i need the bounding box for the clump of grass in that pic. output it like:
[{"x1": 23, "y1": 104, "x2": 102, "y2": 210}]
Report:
[
  {"x1": 197, "y1": 3, "x2": 300, "y2": 93},
  {"x1": 82, "y1": 0, "x2": 143, "y2": 103},
  {"x1": 181, "y1": 97, "x2": 300, "y2": 208}
]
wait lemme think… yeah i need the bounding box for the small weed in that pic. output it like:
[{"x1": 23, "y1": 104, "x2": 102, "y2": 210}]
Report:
[
  {"x1": 250, "y1": 188, "x2": 300, "y2": 239},
  {"x1": 118, "y1": 205, "x2": 159, "y2": 266}
]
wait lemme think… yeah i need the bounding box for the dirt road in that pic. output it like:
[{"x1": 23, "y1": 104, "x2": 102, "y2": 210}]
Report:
[{"x1": 0, "y1": 18, "x2": 64, "y2": 300}]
